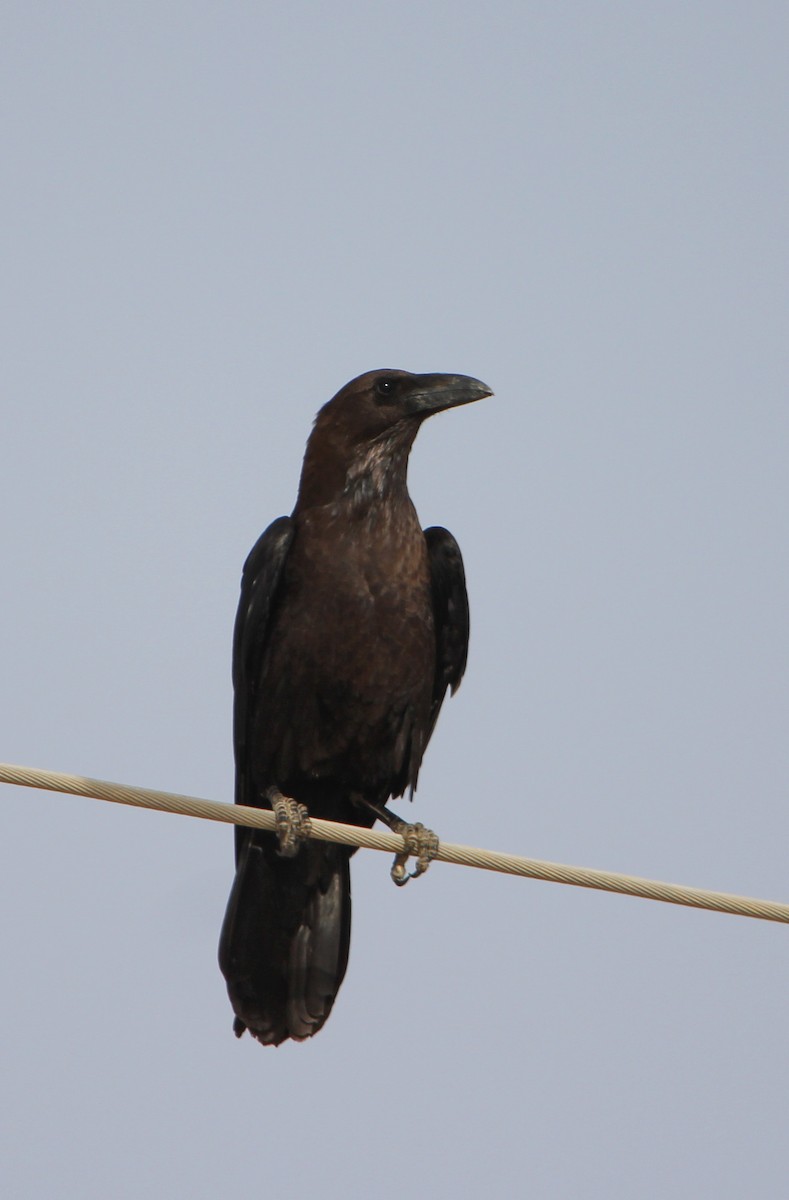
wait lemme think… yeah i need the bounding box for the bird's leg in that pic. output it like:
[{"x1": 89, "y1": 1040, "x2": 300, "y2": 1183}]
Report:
[
  {"x1": 352, "y1": 795, "x2": 440, "y2": 887},
  {"x1": 352, "y1": 795, "x2": 404, "y2": 828},
  {"x1": 265, "y1": 786, "x2": 312, "y2": 858}
]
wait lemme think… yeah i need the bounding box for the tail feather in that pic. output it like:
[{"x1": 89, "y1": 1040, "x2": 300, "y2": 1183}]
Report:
[{"x1": 218, "y1": 832, "x2": 351, "y2": 1046}]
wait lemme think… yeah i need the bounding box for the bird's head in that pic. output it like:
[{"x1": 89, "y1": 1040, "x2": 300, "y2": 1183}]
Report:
[
  {"x1": 296, "y1": 369, "x2": 492, "y2": 511},
  {"x1": 324, "y1": 369, "x2": 492, "y2": 439}
]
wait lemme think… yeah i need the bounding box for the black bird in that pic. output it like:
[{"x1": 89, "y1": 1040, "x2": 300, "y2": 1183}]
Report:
[{"x1": 218, "y1": 369, "x2": 492, "y2": 1045}]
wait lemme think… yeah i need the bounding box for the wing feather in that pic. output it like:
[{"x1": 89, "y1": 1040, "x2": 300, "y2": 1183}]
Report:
[
  {"x1": 424, "y1": 525, "x2": 470, "y2": 743},
  {"x1": 232, "y1": 516, "x2": 295, "y2": 844}
]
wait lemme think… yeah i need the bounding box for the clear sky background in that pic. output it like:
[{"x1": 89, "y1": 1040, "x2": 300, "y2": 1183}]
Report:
[{"x1": 3, "y1": 3, "x2": 788, "y2": 1197}]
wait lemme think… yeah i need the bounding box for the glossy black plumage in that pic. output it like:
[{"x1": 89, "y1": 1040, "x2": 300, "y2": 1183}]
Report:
[{"x1": 218, "y1": 369, "x2": 491, "y2": 1045}]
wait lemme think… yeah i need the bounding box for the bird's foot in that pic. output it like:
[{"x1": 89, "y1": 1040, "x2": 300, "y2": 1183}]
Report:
[
  {"x1": 266, "y1": 787, "x2": 312, "y2": 857},
  {"x1": 390, "y1": 821, "x2": 440, "y2": 887}
]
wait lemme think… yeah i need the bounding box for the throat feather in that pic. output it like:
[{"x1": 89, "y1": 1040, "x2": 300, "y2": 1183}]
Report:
[{"x1": 343, "y1": 440, "x2": 409, "y2": 507}]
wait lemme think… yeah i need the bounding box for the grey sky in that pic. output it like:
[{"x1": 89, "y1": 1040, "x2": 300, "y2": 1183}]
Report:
[{"x1": 3, "y1": 3, "x2": 788, "y2": 1197}]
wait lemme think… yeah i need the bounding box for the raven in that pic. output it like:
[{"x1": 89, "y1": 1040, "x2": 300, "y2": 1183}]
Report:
[{"x1": 219, "y1": 369, "x2": 491, "y2": 1045}]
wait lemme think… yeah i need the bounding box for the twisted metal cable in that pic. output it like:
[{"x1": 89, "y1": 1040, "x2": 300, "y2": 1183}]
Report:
[{"x1": 2, "y1": 761, "x2": 787, "y2": 924}]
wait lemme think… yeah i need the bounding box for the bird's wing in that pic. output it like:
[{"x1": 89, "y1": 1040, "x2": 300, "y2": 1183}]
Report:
[
  {"x1": 424, "y1": 525, "x2": 470, "y2": 741},
  {"x1": 232, "y1": 516, "x2": 295, "y2": 820}
]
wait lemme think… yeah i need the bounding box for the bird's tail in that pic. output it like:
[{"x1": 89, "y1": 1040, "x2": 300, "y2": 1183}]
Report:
[{"x1": 218, "y1": 831, "x2": 352, "y2": 1046}]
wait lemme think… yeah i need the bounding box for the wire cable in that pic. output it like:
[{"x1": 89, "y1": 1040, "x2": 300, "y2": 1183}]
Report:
[{"x1": 1, "y1": 760, "x2": 787, "y2": 924}]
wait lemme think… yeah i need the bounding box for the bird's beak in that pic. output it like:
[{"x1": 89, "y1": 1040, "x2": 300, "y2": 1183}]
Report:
[{"x1": 405, "y1": 373, "x2": 493, "y2": 417}]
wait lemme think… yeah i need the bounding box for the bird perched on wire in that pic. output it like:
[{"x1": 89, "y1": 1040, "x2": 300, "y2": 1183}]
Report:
[{"x1": 219, "y1": 368, "x2": 492, "y2": 1045}]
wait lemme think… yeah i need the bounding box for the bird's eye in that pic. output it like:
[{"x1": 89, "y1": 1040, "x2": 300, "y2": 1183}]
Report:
[{"x1": 375, "y1": 378, "x2": 398, "y2": 400}]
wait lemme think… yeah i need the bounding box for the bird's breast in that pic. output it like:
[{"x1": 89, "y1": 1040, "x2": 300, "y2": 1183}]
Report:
[
  {"x1": 288, "y1": 503, "x2": 434, "y2": 682},
  {"x1": 259, "y1": 501, "x2": 436, "y2": 790}
]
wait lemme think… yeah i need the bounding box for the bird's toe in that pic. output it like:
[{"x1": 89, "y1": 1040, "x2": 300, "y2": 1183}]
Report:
[
  {"x1": 391, "y1": 821, "x2": 440, "y2": 886},
  {"x1": 266, "y1": 787, "x2": 312, "y2": 857}
]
